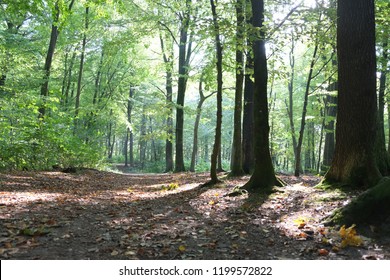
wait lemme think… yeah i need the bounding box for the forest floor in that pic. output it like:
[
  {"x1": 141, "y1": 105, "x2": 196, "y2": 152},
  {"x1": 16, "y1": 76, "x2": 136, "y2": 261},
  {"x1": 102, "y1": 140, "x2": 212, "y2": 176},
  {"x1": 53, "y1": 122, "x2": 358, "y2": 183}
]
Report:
[{"x1": 1, "y1": 168, "x2": 390, "y2": 260}]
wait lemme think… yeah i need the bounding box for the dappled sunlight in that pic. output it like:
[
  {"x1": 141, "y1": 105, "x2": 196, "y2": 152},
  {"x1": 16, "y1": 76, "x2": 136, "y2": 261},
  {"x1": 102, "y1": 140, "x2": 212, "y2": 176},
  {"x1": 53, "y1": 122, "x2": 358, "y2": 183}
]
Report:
[{"x1": 1, "y1": 170, "x2": 389, "y2": 260}]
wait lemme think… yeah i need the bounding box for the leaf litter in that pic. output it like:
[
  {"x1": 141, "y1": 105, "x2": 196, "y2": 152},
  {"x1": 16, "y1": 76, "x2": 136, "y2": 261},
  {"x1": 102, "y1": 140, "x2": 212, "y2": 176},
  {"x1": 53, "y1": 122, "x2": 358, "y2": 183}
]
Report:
[{"x1": 0, "y1": 170, "x2": 389, "y2": 260}]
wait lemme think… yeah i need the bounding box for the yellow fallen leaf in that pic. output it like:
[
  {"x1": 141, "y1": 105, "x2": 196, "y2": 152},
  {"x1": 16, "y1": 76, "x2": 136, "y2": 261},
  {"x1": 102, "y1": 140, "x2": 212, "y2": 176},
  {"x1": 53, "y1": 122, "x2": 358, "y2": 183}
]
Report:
[
  {"x1": 209, "y1": 200, "x2": 215, "y2": 205},
  {"x1": 339, "y1": 224, "x2": 362, "y2": 247},
  {"x1": 178, "y1": 245, "x2": 186, "y2": 252}
]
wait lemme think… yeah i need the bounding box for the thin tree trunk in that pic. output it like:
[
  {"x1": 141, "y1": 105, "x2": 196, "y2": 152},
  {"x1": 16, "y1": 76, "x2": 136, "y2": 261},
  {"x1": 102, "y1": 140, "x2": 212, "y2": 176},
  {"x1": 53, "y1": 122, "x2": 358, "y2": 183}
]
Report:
[
  {"x1": 376, "y1": 38, "x2": 390, "y2": 175},
  {"x1": 39, "y1": 0, "x2": 75, "y2": 118},
  {"x1": 38, "y1": 2, "x2": 60, "y2": 118},
  {"x1": 242, "y1": 56, "x2": 254, "y2": 174},
  {"x1": 286, "y1": 32, "x2": 298, "y2": 162},
  {"x1": 190, "y1": 75, "x2": 214, "y2": 172},
  {"x1": 209, "y1": 0, "x2": 223, "y2": 183},
  {"x1": 294, "y1": 30, "x2": 320, "y2": 176},
  {"x1": 159, "y1": 33, "x2": 174, "y2": 172},
  {"x1": 242, "y1": 0, "x2": 254, "y2": 174},
  {"x1": 74, "y1": 6, "x2": 89, "y2": 130}
]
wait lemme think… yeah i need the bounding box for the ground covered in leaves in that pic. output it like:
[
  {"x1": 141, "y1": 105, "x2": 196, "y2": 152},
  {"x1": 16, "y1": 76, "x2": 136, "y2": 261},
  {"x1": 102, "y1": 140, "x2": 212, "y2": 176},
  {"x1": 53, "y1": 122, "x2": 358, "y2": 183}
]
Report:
[{"x1": 1, "y1": 169, "x2": 389, "y2": 260}]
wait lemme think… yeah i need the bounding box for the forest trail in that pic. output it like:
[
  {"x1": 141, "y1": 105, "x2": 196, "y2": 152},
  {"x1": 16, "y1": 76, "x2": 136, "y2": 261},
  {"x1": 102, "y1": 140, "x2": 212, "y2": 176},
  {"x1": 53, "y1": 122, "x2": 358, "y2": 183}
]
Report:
[{"x1": 0, "y1": 169, "x2": 389, "y2": 260}]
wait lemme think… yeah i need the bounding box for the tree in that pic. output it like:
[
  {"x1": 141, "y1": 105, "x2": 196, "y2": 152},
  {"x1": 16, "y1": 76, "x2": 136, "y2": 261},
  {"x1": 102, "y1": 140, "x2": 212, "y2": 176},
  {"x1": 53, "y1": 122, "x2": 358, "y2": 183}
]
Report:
[
  {"x1": 242, "y1": 0, "x2": 281, "y2": 191},
  {"x1": 159, "y1": 30, "x2": 174, "y2": 172},
  {"x1": 74, "y1": 5, "x2": 89, "y2": 131},
  {"x1": 324, "y1": 0, "x2": 381, "y2": 187},
  {"x1": 209, "y1": 0, "x2": 223, "y2": 184},
  {"x1": 39, "y1": 0, "x2": 75, "y2": 118},
  {"x1": 175, "y1": 0, "x2": 195, "y2": 172},
  {"x1": 242, "y1": 0, "x2": 254, "y2": 175},
  {"x1": 230, "y1": 0, "x2": 245, "y2": 176},
  {"x1": 190, "y1": 72, "x2": 215, "y2": 172}
]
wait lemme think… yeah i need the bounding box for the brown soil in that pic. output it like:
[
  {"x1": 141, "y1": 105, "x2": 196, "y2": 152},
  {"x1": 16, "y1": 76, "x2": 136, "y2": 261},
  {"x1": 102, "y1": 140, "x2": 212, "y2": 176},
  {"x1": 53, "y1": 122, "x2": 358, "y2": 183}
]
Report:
[{"x1": 1, "y1": 169, "x2": 389, "y2": 260}]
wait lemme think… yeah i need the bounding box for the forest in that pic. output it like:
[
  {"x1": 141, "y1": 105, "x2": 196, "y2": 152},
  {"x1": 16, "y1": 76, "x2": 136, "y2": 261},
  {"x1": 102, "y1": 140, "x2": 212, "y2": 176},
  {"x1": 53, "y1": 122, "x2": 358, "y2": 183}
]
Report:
[{"x1": 1, "y1": 0, "x2": 390, "y2": 260}]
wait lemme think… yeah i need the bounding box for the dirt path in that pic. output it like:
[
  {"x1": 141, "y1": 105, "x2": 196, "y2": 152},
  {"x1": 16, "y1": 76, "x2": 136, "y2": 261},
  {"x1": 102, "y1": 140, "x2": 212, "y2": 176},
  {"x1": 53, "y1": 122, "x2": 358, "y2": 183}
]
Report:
[{"x1": 1, "y1": 170, "x2": 389, "y2": 260}]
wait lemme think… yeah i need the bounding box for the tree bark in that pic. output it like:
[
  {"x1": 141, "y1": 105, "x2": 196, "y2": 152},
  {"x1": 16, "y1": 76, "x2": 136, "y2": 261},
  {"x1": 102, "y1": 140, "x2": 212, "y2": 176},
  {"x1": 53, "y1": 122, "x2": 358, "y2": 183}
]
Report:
[
  {"x1": 190, "y1": 75, "x2": 214, "y2": 172},
  {"x1": 230, "y1": 0, "x2": 245, "y2": 176},
  {"x1": 209, "y1": 0, "x2": 223, "y2": 184},
  {"x1": 325, "y1": 0, "x2": 381, "y2": 187},
  {"x1": 285, "y1": 32, "x2": 298, "y2": 165},
  {"x1": 159, "y1": 32, "x2": 174, "y2": 172},
  {"x1": 38, "y1": 0, "x2": 75, "y2": 118},
  {"x1": 38, "y1": 1, "x2": 60, "y2": 118},
  {"x1": 242, "y1": 60, "x2": 254, "y2": 174},
  {"x1": 295, "y1": 42, "x2": 319, "y2": 176},
  {"x1": 322, "y1": 91, "x2": 337, "y2": 171},
  {"x1": 375, "y1": 38, "x2": 390, "y2": 175},
  {"x1": 243, "y1": 0, "x2": 281, "y2": 191},
  {"x1": 74, "y1": 6, "x2": 89, "y2": 130},
  {"x1": 125, "y1": 87, "x2": 134, "y2": 167},
  {"x1": 175, "y1": 0, "x2": 193, "y2": 172}
]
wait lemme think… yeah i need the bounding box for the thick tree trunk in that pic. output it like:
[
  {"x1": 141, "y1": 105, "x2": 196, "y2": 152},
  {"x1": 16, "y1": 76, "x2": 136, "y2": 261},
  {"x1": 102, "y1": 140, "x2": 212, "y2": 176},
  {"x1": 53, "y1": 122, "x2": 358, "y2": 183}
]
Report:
[
  {"x1": 209, "y1": 0, "x2": 223, "y2": 183},
  {"x1": 325, "y1": 0, "x2": 381, "y2": 187},
  {"x1": 175, "y1": 0, "x2": 193, "y2": 172},
  {"x1": 230, "y1": 0, "x2": 245, "y2": 176},
  {"x1": 243, "y1": 0, "x2": 281, "y2": 191}
]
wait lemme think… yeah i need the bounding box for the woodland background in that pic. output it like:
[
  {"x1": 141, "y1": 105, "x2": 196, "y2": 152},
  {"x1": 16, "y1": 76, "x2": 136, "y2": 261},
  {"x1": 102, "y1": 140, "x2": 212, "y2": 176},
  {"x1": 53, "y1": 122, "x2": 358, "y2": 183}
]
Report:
[{"x1": 2, "y1": 0, "x2": 388, "y2": 176}]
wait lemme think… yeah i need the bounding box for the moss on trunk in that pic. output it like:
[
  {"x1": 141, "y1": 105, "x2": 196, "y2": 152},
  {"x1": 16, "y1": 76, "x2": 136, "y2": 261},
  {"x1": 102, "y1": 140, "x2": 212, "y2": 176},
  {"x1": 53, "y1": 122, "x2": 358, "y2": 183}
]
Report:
[{"x1": 324, "y1": 177, "x2": 390, "y2": 226}]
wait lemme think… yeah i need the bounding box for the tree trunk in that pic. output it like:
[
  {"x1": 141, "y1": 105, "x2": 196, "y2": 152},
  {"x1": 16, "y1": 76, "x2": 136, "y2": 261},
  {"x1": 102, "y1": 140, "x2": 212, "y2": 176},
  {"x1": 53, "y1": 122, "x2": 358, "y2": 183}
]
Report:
[
  {"x1": 322, "y1": 92, "x2": 337, "y2": 171},
  {"x1": 125, "y1": 87, "x2": 134, "y2": 167},
  {"x1": 324, "y1": 178, "x2": 390, "y2": 226},
  {"x1": 243, "y1": 0, "x2": 281, "y2": 191},
  {"x1": 62, "y1": 46, "x2": 77, "y2": 107},
  {"x1": 190, "y1": 75, "x2": 214, "y2": 172},
  {"x1": 294, "y1": 38, "x2": 319, "y2": 176},
  {"x1": 39, "y1": 0, "x2": 75, "y2": 118},
  {"x1": 230, "y1": 0, "x2": 245, "y2": 176},
  {"x1": 242, "y1": 48, "x2": 254, "y2": 174},
  {"x1": 325, "y1": 0, "x2": 381, "y2": 187},
  {"x1": 209, "y1": 0, "x2": 223, "y2": 183},
  {"x1": 159, "y1": 33, "x2": 174, "y2": 172},
  {"x1": 286, "y1": 32, "x2": 298, "y2": 164},
  {"x1": 38, "y1": 2, "x2": 60, "y2": 118},
  {"x1": 140, "y1": 103, "x2": 147, "y2": 170},
  {"x1": 175, "y1": 0, "x2": 193, "y2": 173},
  {"x1": 375, "y1": 38, "x2": 390, "y2": 175},
  {"x1": 74, "y1": 6, "x2": 89, "y2": 131}
]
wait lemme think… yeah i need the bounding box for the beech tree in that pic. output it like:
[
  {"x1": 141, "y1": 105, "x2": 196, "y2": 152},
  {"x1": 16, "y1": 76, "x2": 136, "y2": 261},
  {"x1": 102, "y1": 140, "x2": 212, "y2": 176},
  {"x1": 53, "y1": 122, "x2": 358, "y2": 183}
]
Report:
[
  {"x1": 324, "y1": 0, "x2": 381, "y2": 187},
  {"x1": 243, "y1": 0, "x2": 281, "y2": 191}
]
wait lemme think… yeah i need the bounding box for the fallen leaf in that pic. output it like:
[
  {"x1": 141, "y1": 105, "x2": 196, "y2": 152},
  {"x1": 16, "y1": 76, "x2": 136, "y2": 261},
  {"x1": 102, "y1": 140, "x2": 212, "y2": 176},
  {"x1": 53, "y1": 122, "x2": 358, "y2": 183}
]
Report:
[
  {"x1": 111, "y1": 250, "x2": 119, "y2": 256},
  {"x1": 178, "y1": 245, "x2": 186, "y2": 252},
  {"x1": 318, "y1": 249, "x2": 329, "y2": 256}
]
